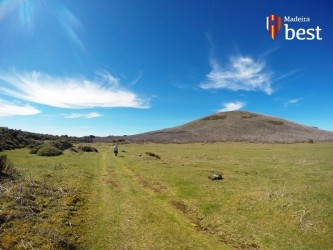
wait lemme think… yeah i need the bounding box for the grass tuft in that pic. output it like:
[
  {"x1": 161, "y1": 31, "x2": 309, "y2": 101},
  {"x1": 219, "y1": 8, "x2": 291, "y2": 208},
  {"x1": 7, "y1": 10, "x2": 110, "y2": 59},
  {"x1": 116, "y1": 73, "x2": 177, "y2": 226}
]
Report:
[
  {"x1": 145, "y1": 152, "x2": 161, "y2": 159},
  {"x1": 0, "y1": 176, "x2": 82, "y2": 249}
]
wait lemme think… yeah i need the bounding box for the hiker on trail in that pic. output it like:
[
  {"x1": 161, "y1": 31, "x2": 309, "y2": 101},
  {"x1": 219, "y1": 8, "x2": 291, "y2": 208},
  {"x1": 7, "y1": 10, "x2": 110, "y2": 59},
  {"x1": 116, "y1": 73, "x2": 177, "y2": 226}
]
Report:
[{"x1": 113, "y1": 144, "x2": 118, "y2": 157}]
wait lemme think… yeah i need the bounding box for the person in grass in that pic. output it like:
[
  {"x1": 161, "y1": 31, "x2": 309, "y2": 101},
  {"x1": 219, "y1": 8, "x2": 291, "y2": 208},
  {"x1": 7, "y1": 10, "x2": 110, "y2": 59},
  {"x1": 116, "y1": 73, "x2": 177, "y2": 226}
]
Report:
[{"x1": 113, "y1": 144, "x2": 118, "y2": 157}]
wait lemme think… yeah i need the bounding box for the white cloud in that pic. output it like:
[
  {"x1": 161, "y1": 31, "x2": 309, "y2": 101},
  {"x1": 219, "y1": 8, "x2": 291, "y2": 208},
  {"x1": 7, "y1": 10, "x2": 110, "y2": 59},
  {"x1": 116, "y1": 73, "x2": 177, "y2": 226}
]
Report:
[
  {"x1": 64, "y1": 112, "x2": 102, "y2": 119},
  {"x1": 0, "y1": 99, "x2": 40, "y2": 117},
  {"x1": 95, "y1": 70, "x2": 120, "y2": 87},
  {"x1": 200, "y1": 56, "x2": 273, "y2": 95},
  {"x1": 284, "y1": 98, "x2": 302, "y2": 107},
  {"x1": 0, "y1": 0, "x2": 85, "y2": 48},
  {"x1": 0, "y1": 70, "x2": 149, "y2": 109},
  {"x1": 274, "y1": 69, "x2": 300, "y2": 81},
  {"x1": 59, "y1": 6, "x2": 85, "y2": 50},
  {"x1": 219, "y1": 101, "x2": 246, "y2": 112}
]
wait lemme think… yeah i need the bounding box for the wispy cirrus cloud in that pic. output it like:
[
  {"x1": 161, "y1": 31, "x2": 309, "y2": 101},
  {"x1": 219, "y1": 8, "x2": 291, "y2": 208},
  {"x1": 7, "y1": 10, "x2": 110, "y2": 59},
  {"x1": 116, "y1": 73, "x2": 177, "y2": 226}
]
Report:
[
  {"x1": 0, "y1": 98, "x2": 40, "y2": 117},
  {"x1": 58, "y1": 5, "x2": 85, "y2": 50},
  {"x1": 200, "y1": 56, "x2": 273, "y2": 95},
  {"x1": 0, "y1": 70, "x2": 149, "y2": 109},
  {"x1": 284, "y1": 97, "x2": 303, "y2": 107},
  {"x1": 218, "y1": 101, "x2": 246, "y2": 112},
  {"x1": 0, "y1": 0, "x2": 84, "y2": 49},
  {"x1": 64, "y1": 112, "x2": 102, "y2": 119},
  {"x1": 0, "y1": 0, "x2": 37, "y2": 33}
]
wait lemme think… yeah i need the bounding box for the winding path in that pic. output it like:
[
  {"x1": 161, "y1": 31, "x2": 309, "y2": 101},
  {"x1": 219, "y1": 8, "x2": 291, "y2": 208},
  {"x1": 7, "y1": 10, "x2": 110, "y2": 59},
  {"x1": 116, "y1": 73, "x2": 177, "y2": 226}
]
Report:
[{"x1": 78, "y1": 146, "x2": 226, "y2": 249}]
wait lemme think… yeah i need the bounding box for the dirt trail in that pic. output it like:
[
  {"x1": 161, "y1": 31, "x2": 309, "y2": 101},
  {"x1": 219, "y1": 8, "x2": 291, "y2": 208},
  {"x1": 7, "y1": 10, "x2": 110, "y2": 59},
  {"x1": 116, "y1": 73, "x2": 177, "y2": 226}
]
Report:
[{"x1": 80, "y1": 147, "x2": 227, "y2": 249}]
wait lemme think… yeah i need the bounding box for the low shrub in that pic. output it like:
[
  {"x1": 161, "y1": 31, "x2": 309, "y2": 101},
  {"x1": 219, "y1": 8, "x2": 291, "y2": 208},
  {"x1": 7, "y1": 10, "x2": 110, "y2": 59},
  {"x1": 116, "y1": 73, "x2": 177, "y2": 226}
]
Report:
[
  {"x1": 267, "y1": 120, "x2": 284, "y2": 125},
  {"x1": 29, "y1": 147, "x2": 39, "y2": 154},
  {"x1": 27, "y1": 141, "x2": 43, "y2": 149},
  {"x1": 145, "y1": 152, "x2": 161, "y2": 159},
  {"x1": 30, "y1": 144, "x2": 44, "y2": 154},
  {"x1": 36, "y1": 145, "x2": 63, "y2": 156},
  {"x1": 202, "y1": 115, "x2": 227, "y2": 121},
  {"x1": 0, "y1": 154, "x2": 8, "y2": 174},
  {"x1": 78, "y1": 146, "x2": 98, "y2": 152},
  {"x1": 70, "y1": 147, "x2": 79, "y2": 153},
  {"x1": 0, "y1": 154, "x2": 15, "y2": 176},
  {"x1": 242, "y1": 114, "x2": 257, "y2": 119},
  {"x1": 30, "y1": 140, "x2": 72, "y2": 156},
  {"x1": 52, "y1": 140, "x2": 73, "y2": 151}
]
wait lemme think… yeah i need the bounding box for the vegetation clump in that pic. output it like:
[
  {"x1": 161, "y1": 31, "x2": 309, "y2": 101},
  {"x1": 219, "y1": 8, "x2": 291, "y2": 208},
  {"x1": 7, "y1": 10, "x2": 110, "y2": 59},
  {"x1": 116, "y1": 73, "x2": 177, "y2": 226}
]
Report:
[
  {"x1": 0, "y1": 178, "x2": 81, "y2": 249},
  {"x1": 0, "y1": 154, "x2": 14, "y2": 176},
  {"x1": 52, "y1": 140, "x2": 73, "y2": 150},
  {"x1": 267, "y1": 120, "x2": 284, "y2": 125},
  {"x1": 78, "y1": 145, "x2": 98, "y2": 152},
  {"x1": 0, "y1": 127, "x2": 58, "y2": 151},
  {"x1": 0, "y1": 154, "x2": 8, "y2": 174},
  {"x1": 202, "y1": 115, "x2": 227, "y2": 121},
  {"x1": 70, "y1": 147, "x2": 79, "y2": 153},
  {"x1": 145, "y1": 152, "x2": 161, "y2": 159},
  {"x1": 0, "y1": 127, "x2": 96, "y2": 152},
  {"x1": 36, "y1": 145, "x2": 63, "y2": 156},
  {"x1": 30, "y1": 140, "x2": 73, "y2": 156},
  {"x1": 242, "y1": 114, "x2": 257, "y2": 119},
  {"x1": 0, "y1": 154, "x2": 16, "y2": 178}
]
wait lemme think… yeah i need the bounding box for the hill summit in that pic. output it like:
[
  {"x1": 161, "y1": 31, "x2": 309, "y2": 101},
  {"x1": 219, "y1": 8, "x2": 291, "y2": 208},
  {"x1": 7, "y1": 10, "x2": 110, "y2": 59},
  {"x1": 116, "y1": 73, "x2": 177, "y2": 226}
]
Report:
[{"x1": 128, "y1": 111, "x2": 333, "y2": 143}]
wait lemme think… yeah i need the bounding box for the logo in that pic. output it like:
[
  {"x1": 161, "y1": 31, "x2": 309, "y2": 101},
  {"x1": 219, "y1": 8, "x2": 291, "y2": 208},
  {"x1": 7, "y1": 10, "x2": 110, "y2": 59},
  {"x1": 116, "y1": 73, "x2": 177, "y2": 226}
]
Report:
[
  {"x1": 266, "y1": 15, "x2": 283, "y2": 40},
  {"x1": 266, "y1": 14, "x2": 323, "y2": 41}
]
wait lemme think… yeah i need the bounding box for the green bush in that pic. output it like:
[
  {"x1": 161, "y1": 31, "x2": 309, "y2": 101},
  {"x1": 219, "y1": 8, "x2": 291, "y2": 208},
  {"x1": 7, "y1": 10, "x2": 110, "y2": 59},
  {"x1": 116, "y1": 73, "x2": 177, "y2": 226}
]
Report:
[
  {"x1": 30, "y1": 144, "x2": 44, "y2": 154},
  {"x1": 52, "y1": 140, "x2": 73, "y2": 150},
  {"x1": 36, "y1": 145, "x2": 63, "y2": 156},
  {"x1": 78, "y1": 146, "x2": 98, "y2": 152},
  {"x1": 30, "y1": 140, "x2": 72, "y2": 156},
  {"x1": 145, "y1": 152, "x2": 161, "y2": 159},
  {"x1": 70, "y1": 147, "x2": 79, "y2": 153},
  {"x1": 0, "y1": 154, "x2": 8, "y2": 173},
  {"x1": 0, "y1": 154, "x2": 14, "y2": 175},
  {"x1": 29, "y1": 148, "x2": 39, "y2": 154},
  {"x1": 27, "y1": 141, "x2": 43, "y2": 149}
]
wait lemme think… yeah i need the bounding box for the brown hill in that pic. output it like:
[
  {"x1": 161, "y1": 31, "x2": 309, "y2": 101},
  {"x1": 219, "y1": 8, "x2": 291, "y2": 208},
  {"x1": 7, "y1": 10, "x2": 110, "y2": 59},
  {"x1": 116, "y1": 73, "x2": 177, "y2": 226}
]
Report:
[{"x1": 127, "y1": 111, "x2": 333, "y2": 143}]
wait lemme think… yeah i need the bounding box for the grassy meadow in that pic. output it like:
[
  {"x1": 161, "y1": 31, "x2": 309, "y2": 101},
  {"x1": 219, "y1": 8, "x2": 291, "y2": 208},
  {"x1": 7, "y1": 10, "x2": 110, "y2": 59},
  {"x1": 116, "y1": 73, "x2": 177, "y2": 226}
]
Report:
[{"x1": 1, "y1": 142, "x2": 332, "y2": 249}]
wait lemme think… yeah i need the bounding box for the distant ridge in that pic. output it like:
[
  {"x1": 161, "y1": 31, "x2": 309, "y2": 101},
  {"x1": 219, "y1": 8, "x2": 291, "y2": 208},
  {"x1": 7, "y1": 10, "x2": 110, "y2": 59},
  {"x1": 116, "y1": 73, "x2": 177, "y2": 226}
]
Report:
[
  {"x1": 0, "y1": 127, "x2": 93, "y2": 152},
  {"x1": 126, "y1": 111, "x2": 333, "y2": 143},
  {"x1": 2, "y1": 111, "x2": 333, "y2": 145}
]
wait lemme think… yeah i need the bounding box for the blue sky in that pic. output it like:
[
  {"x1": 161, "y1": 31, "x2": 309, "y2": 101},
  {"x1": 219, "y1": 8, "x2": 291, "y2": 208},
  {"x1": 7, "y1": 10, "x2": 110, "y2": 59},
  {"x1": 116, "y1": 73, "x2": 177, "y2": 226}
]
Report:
[{"x1": 0, "y1": 0, "x2": 332, "y2": 136}]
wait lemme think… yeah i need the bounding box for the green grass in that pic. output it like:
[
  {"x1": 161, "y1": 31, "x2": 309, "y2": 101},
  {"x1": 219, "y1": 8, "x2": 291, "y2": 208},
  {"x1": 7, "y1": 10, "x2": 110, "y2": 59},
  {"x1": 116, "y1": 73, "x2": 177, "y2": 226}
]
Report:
[{"x1": 2, "y1": 142, "x2": 333, "y2": 249}]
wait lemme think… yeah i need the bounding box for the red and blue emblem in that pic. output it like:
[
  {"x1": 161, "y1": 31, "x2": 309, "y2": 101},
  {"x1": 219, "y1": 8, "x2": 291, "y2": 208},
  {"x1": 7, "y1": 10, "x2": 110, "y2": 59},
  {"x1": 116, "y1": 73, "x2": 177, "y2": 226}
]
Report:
[{"x1": 266, "y1": 15, "x2": 283, "y2": 40}]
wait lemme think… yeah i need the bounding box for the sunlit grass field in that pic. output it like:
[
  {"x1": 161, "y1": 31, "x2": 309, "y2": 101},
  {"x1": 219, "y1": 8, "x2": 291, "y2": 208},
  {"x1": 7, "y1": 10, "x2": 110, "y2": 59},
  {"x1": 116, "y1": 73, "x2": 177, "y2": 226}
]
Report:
[{"x1": 2, "y1": 142, "x2": 332, "y2": 249}]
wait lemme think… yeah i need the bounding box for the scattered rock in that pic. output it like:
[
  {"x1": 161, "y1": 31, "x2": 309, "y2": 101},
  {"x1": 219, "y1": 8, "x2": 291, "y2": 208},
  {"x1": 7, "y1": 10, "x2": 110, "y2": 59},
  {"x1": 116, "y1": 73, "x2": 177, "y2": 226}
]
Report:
[{"x1": 208, "y1": 173, "x2": 223, "y2": 181}]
